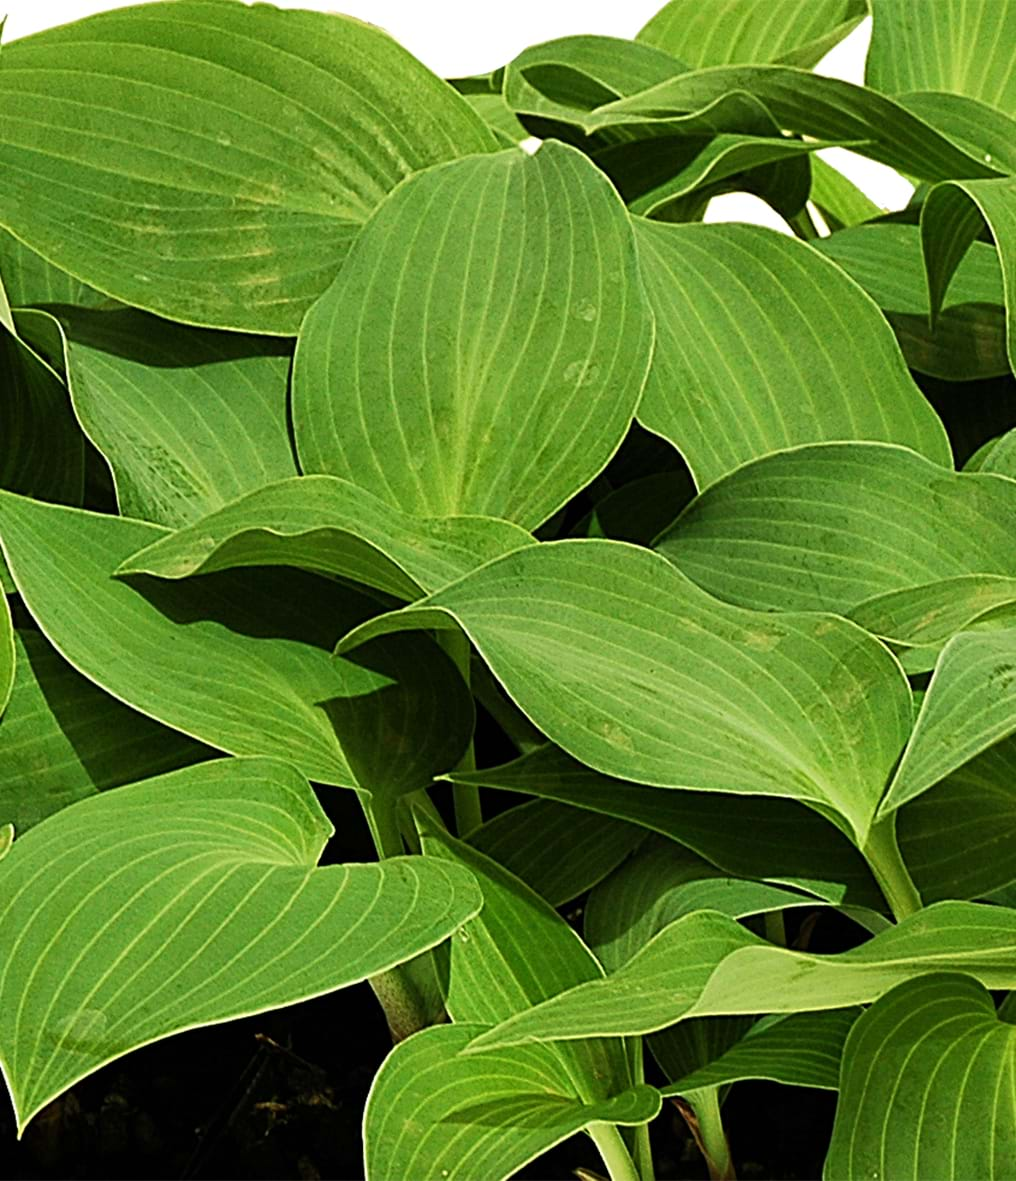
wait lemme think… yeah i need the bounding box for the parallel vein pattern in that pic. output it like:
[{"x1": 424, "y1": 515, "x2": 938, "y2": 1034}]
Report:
[
  {"x1": 0, "y1": 758, "x2": 481, "y2": 1132},
  {"x1": 293, "y1": 141, "x2": 654, "y2": 529},
  {"x1": 0, "y1": 1, "x2": 495, "y2": 332}
]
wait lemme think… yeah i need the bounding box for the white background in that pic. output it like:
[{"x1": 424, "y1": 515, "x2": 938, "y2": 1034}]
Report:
[{"x1": 2, "y1": 1, "x2": 911, "y2": 224}]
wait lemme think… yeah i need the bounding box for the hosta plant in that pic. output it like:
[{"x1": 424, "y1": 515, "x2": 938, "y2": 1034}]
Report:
[{"x1": 1, "y1": 1, "x2": 1016, "y2": 1177}]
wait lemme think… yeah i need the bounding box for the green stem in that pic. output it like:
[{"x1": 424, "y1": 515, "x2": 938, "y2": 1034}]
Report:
[
  {"x1": 683, "y1": 1087, "x2": 734, "y2": 1181},
  {"x1": 440, "y1": 630, "x2": 482, "y2": 836},
  {"x1": 471, "y1": 659, "x2": 543, "y2": 754},
  {"x1": 588, "y1": 1124, "x2": 640, "y2": 1181},
  {"x1": 361, "y1": 792, "x2": 403, "y2": 860},
  {"x1": 630, "y1": 1039, "x2": 655, "y2": 1181},
  {"x1": 862, "y1": 814, "x2": 923, "y2": 921}
]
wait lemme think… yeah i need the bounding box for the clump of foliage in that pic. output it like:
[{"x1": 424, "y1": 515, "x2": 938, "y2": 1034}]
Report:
[{"x1": 0, "y1": 1, "x2": 1015, "y2": 1177}]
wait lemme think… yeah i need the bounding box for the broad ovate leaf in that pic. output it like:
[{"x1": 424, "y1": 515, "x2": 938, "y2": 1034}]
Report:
[
  {"x1": 867, "y1": 0, "x2": 1016, "y2": 120},
  {"x1": 117, "y1": 476, "x2": 534, "y2": 602},
  {"x1": 0, "y1": 491, "x2": 382, "y2": 787},
  {"x1": 0, "y1": 757, "x2": 482, "y2": 1132},
  {"x1": 447, "y1": 744, "x2": 884, "y2": 907},
  {"x1": 364, "y1": 1023, "x2": 660, "y2": 1181},
  {"x1": 342, "y1": 539, "x2": 912, "y2": 847},
  {"x1": 661, "y1": 1008, "x2": 861, "y2": 1095},
  {"x1": 0, "y1": 629, "x2": 212, "y2": 833},
  {"x1": 825, "y1": 973, "x2": 1016, "y2": 1180},
  {"x1": 921, "y1": 177, "x2": 1016, "y2": 373},
  {"x1": 816, "y1": 222, "x2": 1008, "y2": 382},
  {"x1": 634, "y1": 223, "x2": 949, "y2": 486},
  {"x1": 293, "y1": 141, "x2": 654, "y2": 529},
  {"x1": 638, "y1": 0, "x2": 867, "y2": 69},
  {"x1": 469, "y1": 902, "x2": 1016, "y2": 1050},
  {"x1": 657, "y1": 443, "x2": 1016, "y2": 615},
  {"x1": 22, "y1": 307, "x2": 298, "y2": 528},
  {"x1": 0, "y1": 1, "x2": 496, "y2": 333}
]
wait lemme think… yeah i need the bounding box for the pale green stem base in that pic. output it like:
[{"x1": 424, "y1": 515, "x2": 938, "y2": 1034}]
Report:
[
  {"x1": 684, "y1": 1087, "x2": 734, "y2": 1181},
  {"x1": 589, "y1": 1123, "x2": 641, "y2": 1181},
  {"x1": 440, "y1": 630, "x2": 482, "y2": 835},
  {"x1": 862, "y1": 814, "x2": 923, "y2": 922}
]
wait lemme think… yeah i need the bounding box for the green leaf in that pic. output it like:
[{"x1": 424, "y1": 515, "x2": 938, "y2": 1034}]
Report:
[
  {"x1": 634, "y1": 223, "x2": 950, "y2": 486},
  {"x1": 468, "y1": 901, "x2": 1016, "y2": 1051},
  {"x1": 0, "y1": 592, "x2": 12, "y2": 716},
  {"x1": 0, "y1": 227, "x2": 107, "y2": 309},
  {"x1": 417, "y1": 820, "x2": 640, "y2": 1159},
  {"x1": 976, "y1": 428, "x2": 1016, "y2": 478},
  {"x1": 447, "y1": 744, "x2": 883, "y2": 907},
  {"x1": 638, "y1": 0, "x2": 867, "y2": 69},
  {"x1": 656, "y1": 443, "x2": 1016, "y2": 614},
  {"x1": 0, "y1": 1, "x2": 496, "y2": 334},
  {"x1": 849, "y1": 575, "x2": 1016, "y2": 671},
  {"x1": 880, "y1": 628, "x2": 1016, "y2": 815},
  {"x1": 17, "y1": 306, "x2": 297, "y2": 528},
  {"x1": 0, "y1": 491, "x2": 390, "y2": 787},
  {"x1": 0, "y1": 320, "x2": 85, "y2": 508},
  {"x1": 921, "y1": 177, "x2": 1016, "y2": 373},
  {"x1": 0, "y1": 756, "x2": 482, "y2": 1132},
  {"x1": 815, "y1": 222, "x2": 1008, "y2": 381},
  {"x1": 364, "y1": 1022, "x2": 660, "y2": 1181},
  {"x1": 809, "y1": 157, "x2": 883, "y2": 231},
  {"x1": 502, "y1": 34, "x2": 687, "y2": 137},
  {"x1": 587, "y1": 840, "x2": 834, "y2": 974},
  {"x1": 462, "y1": 92, "x2": 528, "y2": 144},
  {"x1": 625, "y1": 134, "x2": 839, "y2": 221},
  {"x1": 293, "y1": 142, "x2": 653, "y2": 529},
  {"x1": 469, "y1": 801, "x2": 645, "y2": 908},
  {"x1": 900, "y1": 733, "x2": 1016, "y2": 903},
  {"x1": 584, "y1": 66, "x2": 1004, "y2": 182},
  {"x1": 116, "y1": 476, "x2": 534, "y2": 602},
  {"x1": 825, "y1": 973, "x2": 1016, "y2": 1180},
  {"x1": 0, "y1": 629, "x2": 212, "y2": 834},
  {"x1": 900, "y1": 92, "x2": 1016, "y2": 174},
  {"x1": 342, "y1": 538, "x2": 912, "y2": 847},
  {"x1": 867, "y1": 0, "x2": 1016, "y2": 120},
  {"x1": 661, "y1": 1008, "x2": 860, "y2": 1095}
]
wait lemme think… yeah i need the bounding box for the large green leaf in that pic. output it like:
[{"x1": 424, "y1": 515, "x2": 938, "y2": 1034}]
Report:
[
  {"x1": 900, "y1": 733, "x2": 1016, "y2": 903},
  {"x1": 815, "y1": 222, "x2": 1008, "y2": 381},
  {"x1": 881, "y1": 628, "x2": 1016, "y2": 815},
  {"x1": 293, "y1": 142, "x2": 653, "y2": 529},
  {"x1": 469, "y1": 801, "x2": 644, "y2": 908},
  {"x1": 661, "y1": 1008, "x2": 860, "y2": 1095},
  {"x1": 501, "y1": 34, "x2": 687, "y2": 139},
  {"x1": 0, "y1": 629, "x2": 212, "y2": 834},
  {"x1": 448, "y1": 745, "x2": 882, "y2": 906},
  {"x1": 899, "y1": 91, "x2": 1016, "y2": 174},
  {"x1": 634, "y1": 222, "x2": 949, "y2": 486},
  {"x1": 824, "y1": 973, "x2": 1016, "y2": 1180},
  {"x1": 638, "y1": 0, "x2": 866, "y2": 69},
  {"x1": 342, "y1": 539, "x2": 912, "y2": 847},
  {"x1": 656, "y1": 443, "x2": 1016, "y2": 614},
  {"x1": 0, "y1": 491, "x2": 395, "y2": 787},
  {"x1": 364, "y1": 1023, "x2": 660, "y2": 1181},
  {"x1": 0, "y1": 1, "x2": 495, "y2": 334},
  {"x1": 867, "y1": 0, "x2": 1016, "y2": 120},
  {"x1": 0, "y1": 757, "x2": 482, "y2": 1132},
  {"x1": 468, "y1": 902, "x2": 1016, "y2": 1051},
  {"x1": 809, "y1": 157, "x2": 883, "y2": 231},
  {"x1": 0, "y1": 593, "x2": 12, "y2": 717},
  {"x1": 17, "y1": 306, "x2": 297, "y2": 528},
  {"x1": 0, "y1": 320, "x2": 84, "y2": 508},
  {"x1": 585, "y1": 836, "x2": 834, "y2": 974},
  {"x1": 921, "y1": 177, "x2": 1016, "y2": 372},
  {"x1": 420, "y1": 822, "x2": 633, "y2": 1092},
  {"x1": 583, "y1": 66, "x2": 1004, "y2": 182},
  {"x1": 0, "y1": 227, "x2": 106, "y2": 309},
  {"x1": 117, "y1": 476, "x2": 534, "y2": 602}
]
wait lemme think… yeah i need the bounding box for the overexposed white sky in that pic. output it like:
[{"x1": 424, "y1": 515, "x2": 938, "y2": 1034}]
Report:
[{"x1": 2, "y1": 1, "x2": 912, "y2": 225}]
